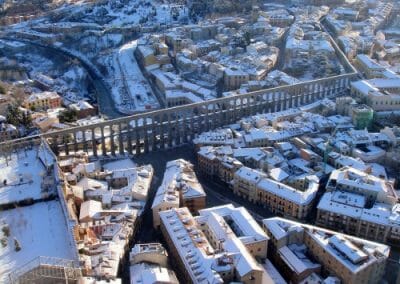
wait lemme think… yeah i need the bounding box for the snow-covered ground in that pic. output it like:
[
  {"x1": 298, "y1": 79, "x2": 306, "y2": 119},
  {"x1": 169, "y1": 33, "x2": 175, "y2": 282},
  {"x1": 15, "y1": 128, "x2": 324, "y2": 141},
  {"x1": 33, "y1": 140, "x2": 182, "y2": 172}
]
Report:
[
  {"x1": 0, "y1": 201, "x2": 76, "y2": 282},
  {"x1": 101, "y1": 1, "x2": 188, "y2": 27},
  {"x1": 103, "y1": 158, "x2": 136, "y2": 171},
  {"x1": 0, "y1": 149, "x2": 54, "y2": 205},
  {"x1": 8, "y1": 0, "x2": 189, "y2": 28},
  {"x1": 115, "y1": 40, "x2": 159, "y2": 114},
  {"x1": 7, "y1": 47, "x2": 91, "y2": 103}
]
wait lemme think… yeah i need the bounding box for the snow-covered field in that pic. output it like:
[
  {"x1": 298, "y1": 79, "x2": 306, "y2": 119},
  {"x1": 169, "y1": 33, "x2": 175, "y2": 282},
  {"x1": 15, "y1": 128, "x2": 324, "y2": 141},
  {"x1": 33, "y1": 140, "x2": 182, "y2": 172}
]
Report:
[
  {"x1": 0, "y1": 149, "x2": 53, "y2": 205},
  {"x1": 0, "y1": 201, "x2": 76, "y2": 282}
]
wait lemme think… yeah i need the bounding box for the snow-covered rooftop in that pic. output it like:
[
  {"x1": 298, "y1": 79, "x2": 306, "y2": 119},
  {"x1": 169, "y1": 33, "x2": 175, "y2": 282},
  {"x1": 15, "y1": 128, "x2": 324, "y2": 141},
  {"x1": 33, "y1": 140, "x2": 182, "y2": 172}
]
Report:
[
  {"x1": 198, "y1": 204, "x2": 269, "y2": 244},
  {"x1": 0, "y1": 201, "x2": 77, "y2": 282},
  {"x1": 263, "y1": 217, "x2": 390, "y2": 273},
  {"x1": 130, "y1": 263, "x2": 178, "y2": 284},
  {"x1": 0, "y1": 147, "x2": 55, "y2": 205},
  {"x1": 152, "y1": 159, "x2": 205, "y2": 209}
]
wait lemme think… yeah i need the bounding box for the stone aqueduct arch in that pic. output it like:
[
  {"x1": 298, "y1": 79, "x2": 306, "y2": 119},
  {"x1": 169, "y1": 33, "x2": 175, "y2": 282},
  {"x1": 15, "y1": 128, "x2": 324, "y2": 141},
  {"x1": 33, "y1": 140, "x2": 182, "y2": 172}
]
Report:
[{"x1": 0, "y1": 73, "x2": 356, "y2": 157}]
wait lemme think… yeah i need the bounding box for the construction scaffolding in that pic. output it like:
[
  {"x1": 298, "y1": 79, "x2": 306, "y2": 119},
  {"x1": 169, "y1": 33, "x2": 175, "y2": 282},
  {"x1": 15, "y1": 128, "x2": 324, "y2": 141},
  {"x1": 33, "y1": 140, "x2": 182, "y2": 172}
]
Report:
[{"x1": 9, "y1": 256, "x2": 82, "y2": 284}]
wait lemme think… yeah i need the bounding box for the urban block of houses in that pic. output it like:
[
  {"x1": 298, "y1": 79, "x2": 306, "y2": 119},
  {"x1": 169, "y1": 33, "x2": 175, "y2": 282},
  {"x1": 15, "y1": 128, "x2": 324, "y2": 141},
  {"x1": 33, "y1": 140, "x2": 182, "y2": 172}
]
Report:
[
  {"x1": 263, "y1": 217, "x2": 390, "y2": 284},
  {"x1": 159, "y1": 205, "x2": 280, "y2": 284},
  {"x1": 129, "y1": 243, "x2": 179, "y2": 284},
  {"x1": 316, "y1": 166, "x2": 400, "y2": 245},
  {"x1": 57, "y1": 154, "x2": 154, "y2": 280},
  {"x1": 22, "y1": 91, "x2": 62, "y2": 110},
  {"x1": 152, "y1": 159, "x2": 206, "y2": 228}
]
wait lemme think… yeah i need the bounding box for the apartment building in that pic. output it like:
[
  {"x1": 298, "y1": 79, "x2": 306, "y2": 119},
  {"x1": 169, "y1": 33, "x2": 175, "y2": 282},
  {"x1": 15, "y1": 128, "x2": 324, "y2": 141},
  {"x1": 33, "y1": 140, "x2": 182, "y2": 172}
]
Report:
[
  {"x1": 197, "y1": 145, "x2": 243, "y2": 184},
  {"x1": 58, "y1": 156, "x2": 154, "y2": 280},
  {"x1": 354, "y1": 55, "x2": 386, "y2": 79},
  {"x1": 351, "y1": 78, "x2": 400, "y2": 111},
  {"x1": 325, "y1": 167, "x2": 397, "y2": 205},
  {"x1": 233, "y1": 166, "x2": 318, "y2": 219},
  {"x1": 129, "y1": 243, "x2": 178, "y2": 284},
  {"x1": 317, "y1": 191, "x2": 400, "y2": 244},
  {"x1": 193, "y1": 128, "x2": 236, "y2": 150},
  {"x1": 23, "y1": 91, "x2": 62, "y2": 110},
  {"x1": 159, "y1": 205, "x2": 275, "y2": 284},
  {"x1": 223, "y1": 67, "x2": 250, "y2": 90},
  {"x1": 69, "y1": 100, "x2": 97, "y2": 119},
  {"x1": 152, "y1": 159, "x2": 206, "y2": 228},
  {"x1": 263, "y1": 217, "x2": 390, "y2": 284},
  {"x1": 198, "y1": 204, "x2": 269, "y2": 258},
  {"x1": 316, "y1": 166, "x2": 400, "y2": 244}
]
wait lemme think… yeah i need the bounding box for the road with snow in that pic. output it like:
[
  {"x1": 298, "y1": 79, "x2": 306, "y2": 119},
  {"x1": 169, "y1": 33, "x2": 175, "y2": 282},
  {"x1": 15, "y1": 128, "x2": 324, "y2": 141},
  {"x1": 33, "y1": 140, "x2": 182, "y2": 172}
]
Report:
[{"x1": 115, "y1": 40, "x2": 160, "y2": 113}]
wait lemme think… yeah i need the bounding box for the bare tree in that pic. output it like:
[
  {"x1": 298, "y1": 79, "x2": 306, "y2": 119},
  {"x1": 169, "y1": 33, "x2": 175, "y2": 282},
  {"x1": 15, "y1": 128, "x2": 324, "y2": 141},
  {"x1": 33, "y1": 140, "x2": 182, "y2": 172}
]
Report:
[{"x1": 0, "y1": 141, "x2": 13, "y2": 167}]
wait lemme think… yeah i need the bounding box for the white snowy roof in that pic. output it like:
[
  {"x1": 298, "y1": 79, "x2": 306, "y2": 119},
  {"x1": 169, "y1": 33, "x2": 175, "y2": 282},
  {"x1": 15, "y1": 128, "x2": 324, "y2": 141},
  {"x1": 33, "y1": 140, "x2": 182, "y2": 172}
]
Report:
[
  {"x1": 165, "y1": 90, "x2": 203, "y2": 103},
  {"x1": 0, "y1": 148, "x2": 49, "y2": 204},
  {"x1": 356, "y1": 54, "x2": 385, "y2": 70},
  {"x1": 263, "y1": 217, "x2": 390, "y2": 273},
  {"x1": 317, "y1": 192, "x2": 363, "y2": 218},
  {"x1": 77, "y1": 177, "x2": 108, "y2": 192},
  {"x1": 235, "y1": 166, "x2": 266, "y2": 183},
  {"x1": 368, "y1": 78, "x2": 400, "y2": 89},
  {"x1": 193, "y1": 129, "x2": 235, "y2": 146},
  {"x1": 360, "y1": 203, "x2": 392, "y2": 225},
  {"x1": 269, "y1": 168, "x2": 289, "y2": 182},
  {"x1": 159, "y1": 208, "x2": 224, "y2": 284},
  {"x1": 329, "y1": 167, "x2": 395, "y2": 197},
  {"x1": 198, "y1": 204, "x2": 269, "y2": 244},
  {"x1": 152, "y1": 159, "x2": 205, "y2": 209},
  {"x1": 233, "y1": 147, "x2": 266, "y2": 161},
  {"x1": 278, "y1": 245, "x2": 320, "y2": 275},
  {"x1": 130, "y1": 263, "x2": 178, "y2": 284},
  {"x1": 334, "y1": 154, "x2": 369, "y2": 172},
  {"x1": 257, "y1": 176, "x2": 318, "y2": 205},
  {"x1": 331, "y1": 191, "x2": 366, "y2": 208},
  {"x1": 328, "y1": 235, "x2": 368, "y2": 264},
  {"x1": 24, "y1": 91, "x2": 60, "y2": 103},
  {"x1": 262, "y1": 219, "x2": 292, "y2": 240},
  {"x1": 80, "y1": 200, "x2": 102, "y2": 222},
  {"x1": 0, "y1": 201, "x2": 77, "y2": 282},
  {"x1": 70, "y1": 100, "x2": 94, "y2": 111},
  {"x1": 110, "y1": 165, "x2": 153, "y2": 200},
  {"x1": 351, "y1": 80, "x2": 378, "y2": 95}
]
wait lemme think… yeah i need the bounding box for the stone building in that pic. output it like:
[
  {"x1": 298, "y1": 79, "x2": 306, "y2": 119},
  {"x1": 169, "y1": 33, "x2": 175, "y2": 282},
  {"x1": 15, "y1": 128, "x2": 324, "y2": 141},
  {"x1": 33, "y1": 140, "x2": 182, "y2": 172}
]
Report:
[
  {"x1": 152, "y1": 159, "x2": 206, "y2": 229},
  {"x1": 160, "y1": 205, "x2": 274, "y2": 284},
  {"x1": 263, "y1": 217, "x2": 389, "y2": 284}
]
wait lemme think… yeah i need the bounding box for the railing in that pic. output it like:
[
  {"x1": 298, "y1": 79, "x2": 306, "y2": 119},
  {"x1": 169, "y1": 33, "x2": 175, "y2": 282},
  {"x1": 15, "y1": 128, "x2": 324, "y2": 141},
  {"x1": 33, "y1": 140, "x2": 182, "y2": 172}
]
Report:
[{"x1": 9, "y1": 256, "x2": 81, "y2": 283}]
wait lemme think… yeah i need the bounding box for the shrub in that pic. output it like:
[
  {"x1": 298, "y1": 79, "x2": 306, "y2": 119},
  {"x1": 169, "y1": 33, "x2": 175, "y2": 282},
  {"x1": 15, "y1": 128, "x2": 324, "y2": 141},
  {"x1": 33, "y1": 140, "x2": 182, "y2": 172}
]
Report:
[
  {"x1": 2, "y1": 226, "x2": 10, "y2": 237},
  {"x1": 0, "y1": 84, "x2": 5, "y2": 94}
]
